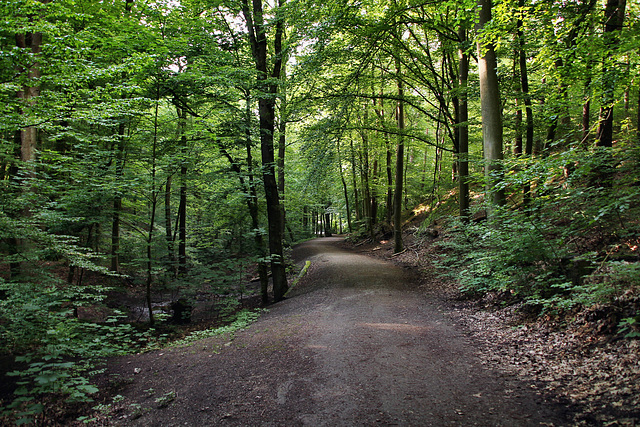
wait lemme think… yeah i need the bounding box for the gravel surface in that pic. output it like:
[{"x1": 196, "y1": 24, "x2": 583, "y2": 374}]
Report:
[{"x1": 100, "y1": 237, "x2": 569, "y2": 426}]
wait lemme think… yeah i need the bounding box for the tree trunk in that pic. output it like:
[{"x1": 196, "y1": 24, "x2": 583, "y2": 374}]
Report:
[
  {"x1": 14, "y1": 9, "x2": 45, "y2": 278},
  {"x1": 637, "y1": 77, "x2": 640, "y2": 144},
  {"x1": 178, "y1": 108, "x2": 188, "y2": 275},
  {"x1": 164, "y1": 174, "x2": 176, "y2": 276},
  {"x1": 359, "y1": 123, "x2": 374, "y2": 238},
  {"x1": 337, "y1": 141, "x2": 353, "y2": 232},
  {"x1": 458, "y1": 27, "x2": 470, "y2": 220},
  {"x1": 349, "y1": 138, "x2": 361, "y2": 221},
  {"x1": 110, "y1": 1, "x2": 133, "y2": 273},
  {"x1": 244, "y1": 93, "x2": 270, "y2": 304},
  {"x1": 277, "y1": 64, "x2": 291, "y2": 242},
  {"x1": 371, "y1": 158, "x2": 379, "y2": 223},
  {"x1": 303, "y1": 206, "x2": 309, "y2": 234},
  {"x1": 146, "y1": 89, "x2": 161, "y2": 326},
  {"x1": 596, "y1": 0, "x2": 626, "y2": 147},
  {"x1": 582, "y1": 67, "x2": 592, "y2": 144},
  {"x1": 393, "y1": 57, "x2": 405, "y2": 254},
  {"x1": 517, "y1": 0, "x2": 534, "y2": 202},
  {"x1": 111, "y1": 123, "x2": 125, "y2": 273},
  {"x1": 15, "y1": 30, "x2": 41, "y2": 170},
  {"x1": 476, "y1": 0, "x2": 505, "y2": 209},
  {"x1": 324, "y1": 209, "x2": 332, "y2": 237},
  {"x1": 241, "y1": 0, "x2": 288, "y2": 301}
]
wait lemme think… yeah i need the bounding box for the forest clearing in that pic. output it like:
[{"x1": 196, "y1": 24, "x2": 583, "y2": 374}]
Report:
[{"x1": 1, "y1": 0, "x2": 639, "y2": 424}]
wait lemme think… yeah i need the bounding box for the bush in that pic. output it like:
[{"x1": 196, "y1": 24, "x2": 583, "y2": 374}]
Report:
[{"x1": 435, "y1": 145, "x2": 640, "y2": 314}]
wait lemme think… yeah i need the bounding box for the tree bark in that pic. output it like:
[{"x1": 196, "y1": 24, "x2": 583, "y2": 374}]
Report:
[
  {"x1": 349, "y1": 138, "x2": 361, "y2": 221},
  {"x1": 582, "y1": 67, "x2": 592, "y2": 144},
  {"x1": 241, "y1": 0, "x2": 288, "y2": 301},
  {"x1": 177, "y1": 107, "x2": 188, "y2": 275},
  {"x1": 164, "y1": 174, "x2": 177, "y2": 276},
  {"x1": 324, "y1": 208, "x2": 332, "y2": 237},
  {"x1": 517, "y1": 0, "x2": 534, "y2": 202},
  {"x1": 637, "y1": 77, "x2": 640, "y2": 144},
  {"x1": 458, "y1": 27, "x2": 470, "y2": 220},
  {"x1": 393, "y1": 57, "x2": 405, "y2": 253},
  {"x1": 111, "y1": 122, "x2": 126, "y2": 273},
  {"x1": 146, "y1": 88, "x2": 161, "y2": 326},
  {"x1": 13, "y1": 5, "x2": 46, "y2": 278},
  {"x1": 596, "y1": 0, "x2": 626, "y2": 147},
  {"x1": 476, "y1": 0, "x2": 505, "y2": 209},
  {"x1": 15, "y1": 30, "x2": 41, "y2": 169},
  {"x1": 359, "y1": 121, "x2": 374, "y2": 238},
  {"x1": 336, "y1": 141, "x2": 353, "y2": 232},
  {"x1": 243, "y1": 93, "x2": 270, "y2": 304}
]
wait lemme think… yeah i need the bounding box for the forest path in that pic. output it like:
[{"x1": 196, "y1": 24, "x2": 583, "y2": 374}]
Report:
[{"x1": 105, "y1": 237, "x2": 567, "y2": 426}]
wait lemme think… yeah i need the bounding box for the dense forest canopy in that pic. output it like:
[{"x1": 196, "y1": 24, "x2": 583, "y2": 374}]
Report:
[{"x1": 1, "y1": 0, "x2": 639, "y2": 422}]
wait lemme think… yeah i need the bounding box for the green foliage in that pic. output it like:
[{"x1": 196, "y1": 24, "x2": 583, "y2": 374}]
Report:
[
  {"x1": 436, "y1": 146, "x2": 640, "y2": 314},
  {"x1": 154, "y1": 391, "x2": 176, "y2": 408},
  {"x1": 0, "y1": 290, "x2": 164, "y2": 423},
  {"x1": 618, "y1": 316, "x2": 640, "y2": 339},
  {"x1": 170, "y1": 309, "x2": 266, "y2": 347}
]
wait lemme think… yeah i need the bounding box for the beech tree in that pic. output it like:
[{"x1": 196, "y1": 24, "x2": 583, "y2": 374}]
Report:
[
  {"x1": 475, "y1": 0, "x2": 505, "y2": 209},
  {"x1": 596, "y1": 0, "x2": 627, "y2": 147},
  {"x1": 241, "y1": 0, "x2": 288, "y2": 301}
]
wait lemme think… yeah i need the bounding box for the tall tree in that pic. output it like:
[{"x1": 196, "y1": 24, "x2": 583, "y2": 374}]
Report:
[
  {"x1": 457, "y1": 26, "x2": 470, "y2": 219},
  {"x1": 596, "y1": 0, "x2": 627, "y2": 147},
  {"x1": 393, "y1": 56, "x2": 405, "y2": 253},
  {"x1": 476, "y1": 0, "x2": 505, "y2": 208},
  {"x1": 241, "y1": 0, "x2": 288, "y2": 301}
]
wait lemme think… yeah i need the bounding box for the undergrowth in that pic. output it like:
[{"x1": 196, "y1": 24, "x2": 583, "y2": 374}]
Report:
[
  {"x1": 434, "y1": 145, "x2": 640, "y2": 326},
  {"x1": 169, "y1": 308, "x2": 267, "y2": 347},
  {"x1": 0, "y1": 272, "x2": 265, "y2": 426}
]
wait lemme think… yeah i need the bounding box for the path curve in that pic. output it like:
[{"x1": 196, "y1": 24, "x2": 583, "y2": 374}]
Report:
[{"x1": 107, "y1": 237, "x2": 567, "y2": 426}]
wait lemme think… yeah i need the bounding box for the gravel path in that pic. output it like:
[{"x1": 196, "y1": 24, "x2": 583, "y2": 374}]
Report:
[{"x1": 104, "y1": 237, "x2": 568, "y2": 426}]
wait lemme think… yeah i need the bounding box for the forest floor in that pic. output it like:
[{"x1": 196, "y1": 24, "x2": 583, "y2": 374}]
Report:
[{"x1": 71, "y1": 235, "x2": 636, "y2": 426}]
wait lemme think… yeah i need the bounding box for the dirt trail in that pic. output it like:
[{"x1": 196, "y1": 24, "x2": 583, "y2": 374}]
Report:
[{"x1": 104, "y1": 237, "x2": 568, "y2": 426}]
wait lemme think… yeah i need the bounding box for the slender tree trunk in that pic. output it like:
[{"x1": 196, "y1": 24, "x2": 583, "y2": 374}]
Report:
[
  {"x1": 393, "y1": 57, "x2": 405, "y2": 254},
  {"x1": 303, "y1": 206, "x2": 309, "y2": 233},
  {"x1": 582, "y1": 68, "x2": 592, "y2": 144},
  {"x1": 359, "y1": 123, "x2": 374, "y2": 238},
  {"x1": 596, "y1": 0, "x2": 626, "y2": 147},
  {"x1": 374, "y1": 97, "x2": 393, "y2": 224},
  {"x1": 349, "y1": 139, "x2": 361, "y2": 221},
  {"x1": 278, "y1": 129, "x2": 294, "y2": 243},
  {"x1": 312, "y1": 209, "x2": 317, "y2": 236},
  {"x1": 517, "y1": 0, "x2": 534, "y2": 202},
  {"x1": 14, "y1": 9, "x2": 45, "y2": 278},
  {"x1": 177, "y1": 108, "x2": 188, "y2": 275},
  {"x1": 371, "y1": 158, "x2": 379, "y2": 223},
  {"x1": 458, "y1": 27, "x2": 470, "y2": 220},
  {"x1": 404, "y1": 146, "x2": 410, "y2": 210},
  {"x1": 243, "y1": 93, "x2": 270, "y2": 304},
  {"x1": 277, "y1": 64, "x2": 292, "y2": 242},
  {"x1": 476, "y1": 0, "x2": 505, "y2": 209},
  {"x1": 15, "y1": 31, "x2": 41, "y2": 170},
  {"x1": 241, "y1": 0, "x2": 288, "y2": 301},
  {"x1": 146, "y1": 89, "x2": 161, "y2": 326},
  {"x1": 385, "y1": 136, "x2": 393, "y2": 223},
  {"x1": 513, "y1": 51, "x2": 523, "y2": 155},
  {"x1": 164, "y1": 174, "x2": 177, "y2": 276},
  {"x1": 324, "y1": 208, "x2": 332, "y2": 237},
  {"x1": 110, "y1": 121, "x2": 127, "y2": 273},
  {"x1": 111, "y1": 1, "x2": 133, "y2": 273},
  {"x1": 637, "y1": 77, "x2": 640, "y2": 143},
  {"x1": 336, "y1": 141, "x2": 353, "y2": 232}
]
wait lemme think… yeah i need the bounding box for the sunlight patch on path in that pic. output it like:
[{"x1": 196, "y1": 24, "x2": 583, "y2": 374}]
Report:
[{"x1": 358, "y1": 322, "x2": 432, "y2": 333}]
